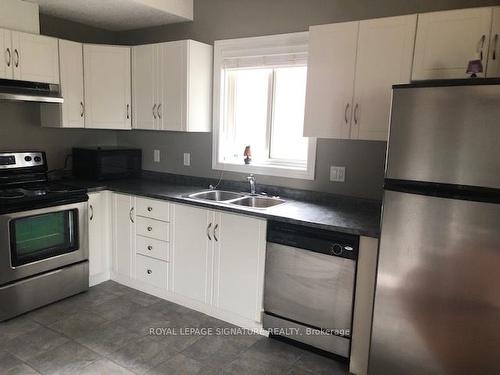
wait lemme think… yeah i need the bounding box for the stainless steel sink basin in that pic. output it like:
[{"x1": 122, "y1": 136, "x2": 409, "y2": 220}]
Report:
[
  {"x1": 187, "y1": 190, "x2": 245, "y2": 202},
  {"x1": 230, "y1": 196, "x2": 285, "y2": 208}
]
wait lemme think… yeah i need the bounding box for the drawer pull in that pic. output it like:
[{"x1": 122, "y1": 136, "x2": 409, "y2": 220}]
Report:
[
  {"x1": 147, "y1": 206, "x2": 153, "y2": 212},
  {"x1": 147, "y1": 245, "x2": 153, "y2": 251},
  {"x1": 147, "y1": 269, "x2": 152, "y2": 274},
  {"x1": 147, "y1": 226, "x2": 153, "y2": 232}
]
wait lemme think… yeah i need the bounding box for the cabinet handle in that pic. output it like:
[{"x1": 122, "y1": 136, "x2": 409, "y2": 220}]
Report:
[
  {"x1": 478, "y1": 34, "x2": 486, "y2": 61},
  {"x1": 157, "y1": 103, "x2": 161, "y2": 119},
  {"x1": 129, "y1": 207, "x2": 135, "y2": 223},
  {"x1": 80, "y1": 101, "x2": 84, "y2": 117},
  {"x1": 147, "y1": 269, "x2": 152, "y2": 275},
  {"x1": 147, "y1": 206, "x2": 153, "y2": 212},
  {"x1": 5, "y1": 48, "x2": 11, "y2": 67},
  {"x1": 147, "y1": 245, "x2": 153, "y2": 251},
  {"x1": 126, "y1": 104, "x2": 130, "y2": 119},
  {"x1": 213, "y1": 223, "x2": 219, "y2": 242},
  {"x1": 344, "y1": 103, "x2": 350, "y2": 124},
  {"x1": 354, "y1": 103, "x2": 359, "y2": 125},
  {"x1": 206, "y1": 222, "x2": 212, "y2": 241},
  {"x1": 493, "y1": 34, "x2": 498, "y2": 60},
  {"x1": 152, "y1": 104, "x2": 157, "y2": 119},
  {"x1": 14, "y1": 49, "x2": 19, "y2": 67},
  {"x1": 147, "y1": 226, "x2": 153, "y2": 232},
  {"x1": 89, "y1": 204, "x2": 94, "y2": 221}
]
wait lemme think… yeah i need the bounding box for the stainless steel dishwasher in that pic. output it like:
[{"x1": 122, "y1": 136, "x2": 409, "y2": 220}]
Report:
[{"x1": 263, "y1": 221, "x2": 358, "y2": 358}]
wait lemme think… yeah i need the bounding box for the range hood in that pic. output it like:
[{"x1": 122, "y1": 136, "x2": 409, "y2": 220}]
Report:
[{"x1": 0, "y1": 79, "x2": 63, "y2": 103}]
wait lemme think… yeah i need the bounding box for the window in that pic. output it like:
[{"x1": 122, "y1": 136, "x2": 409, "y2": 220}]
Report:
[{"x1": 213, "y1": 33, "x2": 316, "y2": 180}]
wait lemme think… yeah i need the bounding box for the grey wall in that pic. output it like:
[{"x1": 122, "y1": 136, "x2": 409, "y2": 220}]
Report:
[
  {"x1": 0, "y1": 16, "x2": 117, "y2": 171},
  {"x1": 116, "y1": 0, "x2": 500, "y2": 200}
]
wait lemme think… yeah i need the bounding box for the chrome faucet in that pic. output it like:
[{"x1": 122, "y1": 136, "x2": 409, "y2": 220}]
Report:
[{"x1": 247, "y1": 174, "x2": 256, "y2": 195}]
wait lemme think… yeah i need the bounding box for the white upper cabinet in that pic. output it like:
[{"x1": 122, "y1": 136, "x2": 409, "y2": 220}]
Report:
[
  {"x1": 41, "y1": 39, "x2": 85, "y2": 128},
  {"x1": 84, "y1": 44, "x2": 131, "y2": 130},
  {"x1": 412, "y1": 8, "x2": 492, "y2": 80},
  {"x1": 303, "y1": 21, "x2": 359, "y2": 139},
  {"x1": 304, "y1": 15, "x2": 416, "y2": 141},
  {"x1": 0, "y1": 29, "x2": 13, "y2": 79},
  {"x1": 487, "y1": 7, "x2": 500, "y2": 77},
  {"x1": 132, "y1": 43, "x2": 156, "y2": 130},
  {"x1": 132, "y1": 40, "x2": 212, "y2": 132},
  {"x1": 11, "y1": 31, "x2": 59, "y2": 84},
  {"x1": 351, "y1": 15, "x2": 417, "y2": 141}
]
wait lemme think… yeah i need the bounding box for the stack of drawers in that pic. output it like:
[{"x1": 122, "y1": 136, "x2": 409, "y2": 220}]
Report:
[{"x1": 135, "y1": 197, "x2": 170, "y2": 289}]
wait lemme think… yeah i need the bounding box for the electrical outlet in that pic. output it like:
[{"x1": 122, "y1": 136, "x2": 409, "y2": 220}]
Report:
[
  {"x1": 153, "y1": 150, "x2": 160, "y2": 163},
  {"x1": 183, "y1": 153, "x2": 191, "y2": 166},
  {"x1": 330, "y1": 166, "x2": 346, "y2": 182}
]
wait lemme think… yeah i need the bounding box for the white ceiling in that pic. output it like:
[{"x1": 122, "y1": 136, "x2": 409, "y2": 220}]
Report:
[{"x1": 26, "y1": 0, "x2": 193, "y2": 31}]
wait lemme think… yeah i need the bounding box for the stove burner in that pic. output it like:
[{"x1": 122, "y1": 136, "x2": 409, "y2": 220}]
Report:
[{"x1": 0, "y1": 189, "x2": 25, "y2": 199}]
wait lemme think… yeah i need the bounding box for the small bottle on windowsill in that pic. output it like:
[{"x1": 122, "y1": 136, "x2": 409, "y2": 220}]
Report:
[{"x1": 244, "y1": 145, "x2": 252, "y2": 164}]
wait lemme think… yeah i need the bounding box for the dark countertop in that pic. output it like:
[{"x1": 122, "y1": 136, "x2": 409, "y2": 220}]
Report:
[{"x1": 66, "y1": 177, "x2": 381, "y2": 238}]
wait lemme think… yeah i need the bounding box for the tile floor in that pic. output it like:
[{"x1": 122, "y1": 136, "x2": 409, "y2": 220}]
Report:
[{"x1": 0, "y1": 281, "x2": 348, "y2": 375}]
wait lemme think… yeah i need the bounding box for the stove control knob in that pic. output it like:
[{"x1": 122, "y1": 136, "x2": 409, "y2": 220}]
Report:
[
  {"x1": 24, "y1": 156, "x2": 32, "y2": 162},
  {"x1": 34, "y1": 156, "x2": 42, "y2": 163},
  {"x1": 330, "y1": 243, "x2": 343, "y2": 256}
]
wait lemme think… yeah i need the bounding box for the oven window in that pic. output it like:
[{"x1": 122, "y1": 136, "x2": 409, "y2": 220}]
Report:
[{"x1": 9, "y1": 210, "x2": 79, "y2": 267}]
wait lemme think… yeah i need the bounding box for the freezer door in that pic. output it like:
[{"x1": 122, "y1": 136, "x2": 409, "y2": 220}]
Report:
[
  {"x1": 370, "y1": 190, "x2": 500, "y2": 375},
  {"x1": 386, "y1": 85, "x2": 500, "y2": 189}
]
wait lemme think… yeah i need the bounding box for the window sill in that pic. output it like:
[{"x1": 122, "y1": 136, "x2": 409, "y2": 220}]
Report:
[{"x1": 213, "y1": 160, "x2": 315, "y2": 180}]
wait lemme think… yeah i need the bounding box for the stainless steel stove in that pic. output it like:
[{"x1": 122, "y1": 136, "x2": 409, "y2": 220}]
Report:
[{"x1": 0, "y1": 151, "x2": 89, "y2": 321}]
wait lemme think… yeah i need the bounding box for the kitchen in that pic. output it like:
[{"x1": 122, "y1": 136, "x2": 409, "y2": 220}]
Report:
[{"x1": 0, "y1": 0, "x2": 499, "y2": 374}]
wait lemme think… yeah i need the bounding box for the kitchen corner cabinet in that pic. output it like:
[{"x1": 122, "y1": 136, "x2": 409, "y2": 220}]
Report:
[
  {"x1": 304, "y1": 15, "x2": 416, "y2": 141},
  {"x1": 0, "y1": 28, "x2": 59, "y2": 83},
  {"x1": 84, "y1": 44, "x2": 131, "y2": 130},
  {"x1": 171, "y1": 203, "x2": 266, "y2": 322},
  {"x1": 412, "y1": 7, "x2": 493, "y2": 80},
  {"x1": 112, "y1": 194, "x2": 136, "y2": 279},
  {"x1": 41, "y1": 39, "x2": 85, "y2": 128},
  {"x1": 132, "y1": 40, "x2": 212, "y2": 132},
  {"x1": 88, "y1": 191, "x2": 111, "y2": 286}
]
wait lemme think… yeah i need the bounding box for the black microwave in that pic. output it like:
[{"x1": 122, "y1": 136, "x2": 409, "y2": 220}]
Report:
[{"x1": 72, "y1": 147, "x2": 142, "y2": 180}]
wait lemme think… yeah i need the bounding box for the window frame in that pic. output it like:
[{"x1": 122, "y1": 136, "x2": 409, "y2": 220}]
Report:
[{"x1": 213, "y1": 32, "x2": 316, "y2": 180}]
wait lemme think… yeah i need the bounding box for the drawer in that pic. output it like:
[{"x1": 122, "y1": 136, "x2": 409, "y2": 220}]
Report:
[
  {"x1": 137, "y1": 197, "x2": 170, "y2": 221},
  {"x1": 136, "y1": 235, "x2": 169, "y2": 262},
  {"x1": 135, "y1": 254, "x2": 167, "y2": 289},
  {"x1": 136, "y1": 216, "x2": 169, "y2": 242}
]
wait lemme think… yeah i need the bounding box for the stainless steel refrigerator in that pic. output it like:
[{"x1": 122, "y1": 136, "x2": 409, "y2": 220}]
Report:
[{"x1": 369, "y1": 80, "x2": 500, "y2": 375}]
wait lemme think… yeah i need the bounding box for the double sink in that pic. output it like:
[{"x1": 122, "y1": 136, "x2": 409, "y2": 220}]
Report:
[{"x1": 186, "y1": 190, "x2": 285, "y2": 209}]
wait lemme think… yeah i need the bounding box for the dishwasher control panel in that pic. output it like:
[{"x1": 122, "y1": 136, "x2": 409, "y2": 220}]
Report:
[{"x1": 266, "y1": 221, "x2": 359, "y2": 260}]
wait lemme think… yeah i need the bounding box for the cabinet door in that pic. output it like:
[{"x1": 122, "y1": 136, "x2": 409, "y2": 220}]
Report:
[
  {"x1": 11, "y1": 31, "x2": 59, "y2": 84},
  {"x1": 112, "y1": 194, "x2": 135, "y2": 279},
  {"x1": 487, "y1": 7, "x2": 500, "y2": 77},
  {"x1": 351, "y1": 15, "x2": 416, "y2": 141},
  {"x1": 0, "y1": 29, "x2": 13, "y2": 79},
  {"x1": 88, "y1": 192, "x2": 111, "y2": 285},
  {"x1": 132, "y1": 44, "x2": 156, "y2": 130},
  {"x1": 412, "y1": 8, "x2": 492, "y2": 80},
  {"x1": 303, "y1": 21, "x2": 359, "y2": 139},
  {"x1": 84, "y1": 44, "x2": 131, "y2": 129},
  {"x1": 213, "y1": 212, "x2": 266, "y2": 321},
  {"x1": 171, "y1": 204, "x2": 212, "y2": 304},
  {"x1": 59, "y1": 39, "x2": 84, "y2": 128},
  {"x1": 158, "y1": 41, "x2": 185, "y2": 131}
]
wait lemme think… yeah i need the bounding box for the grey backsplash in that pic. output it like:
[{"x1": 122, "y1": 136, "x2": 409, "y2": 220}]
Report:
[
  {"x1": 0, "y1": 102, "x2": 117, "y2": 171},
  {"x1": 117, "y1": 131, "x2": 387, "y2": 201}
]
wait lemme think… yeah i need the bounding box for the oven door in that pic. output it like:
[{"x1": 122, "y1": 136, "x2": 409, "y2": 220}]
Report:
[{"x1": 0, "y1": 202, "x2": 88, "y2": 285}]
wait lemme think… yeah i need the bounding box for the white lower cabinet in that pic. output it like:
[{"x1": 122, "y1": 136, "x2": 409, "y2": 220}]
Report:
[
  {"x1": 111, "y1": 193, "x2": 135, "y2": 279},
  {"x1": 87, "y1": 191, "x2": 111, "y2": 286},
  {"x1": 171, "y1": 203, "x2": 267, "y2": 322},
  {"x1": 135, "y1": 253, "x2": 168, "y2": 289}
]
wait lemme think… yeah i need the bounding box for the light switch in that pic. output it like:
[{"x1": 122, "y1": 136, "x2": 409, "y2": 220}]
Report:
[
  {"x1": 330, "y1": 166, "x2": 345, "y2": 182},
  {"x1": 154, "y1": 150, "x2": 160, "y2": 163},
  {"x1": 183, "y1": 153, "x2": 191, "y2": 166}
]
